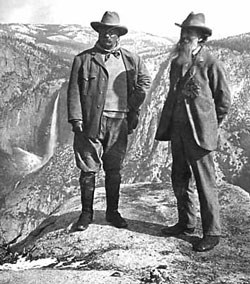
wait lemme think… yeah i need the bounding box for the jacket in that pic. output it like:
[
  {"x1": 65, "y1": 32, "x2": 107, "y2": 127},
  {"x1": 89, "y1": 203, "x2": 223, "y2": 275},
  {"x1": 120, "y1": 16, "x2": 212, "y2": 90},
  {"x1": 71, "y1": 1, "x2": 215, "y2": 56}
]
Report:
[
  {"x1": 67, "y1": 46, "x2": 151, "y2": 137},
  {"x1": 155, "y1": 48, "x2": 231, "y2": 151}
]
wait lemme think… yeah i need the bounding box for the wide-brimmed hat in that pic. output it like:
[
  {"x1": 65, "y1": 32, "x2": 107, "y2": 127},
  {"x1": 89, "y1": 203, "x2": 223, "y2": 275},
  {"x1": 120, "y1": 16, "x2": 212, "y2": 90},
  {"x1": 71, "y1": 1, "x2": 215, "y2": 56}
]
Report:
[
  {"x1": 175, "y1": 12, "x2": 212, "y2": 36},
  {"x1": 91, "y1": 11, "x2": 128, "y2": 36}
]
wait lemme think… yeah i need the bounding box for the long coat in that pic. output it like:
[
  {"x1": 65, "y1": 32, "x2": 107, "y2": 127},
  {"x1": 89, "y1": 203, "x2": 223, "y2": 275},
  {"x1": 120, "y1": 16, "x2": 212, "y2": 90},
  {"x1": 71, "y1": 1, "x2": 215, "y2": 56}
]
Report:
[
  {"x1": 67, "y1": 46, "x2": 151, "y2": 138},
  {"x1": 155, "y1": 48, "x2": 231, "y2": 151}
]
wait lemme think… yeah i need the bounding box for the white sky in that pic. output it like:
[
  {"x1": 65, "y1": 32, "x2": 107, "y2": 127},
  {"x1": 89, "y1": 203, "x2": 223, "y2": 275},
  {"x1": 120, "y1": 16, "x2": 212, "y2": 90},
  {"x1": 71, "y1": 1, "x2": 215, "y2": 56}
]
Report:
[{"x1": 0, "y1": 0, "x2": 249, "y2": 39}]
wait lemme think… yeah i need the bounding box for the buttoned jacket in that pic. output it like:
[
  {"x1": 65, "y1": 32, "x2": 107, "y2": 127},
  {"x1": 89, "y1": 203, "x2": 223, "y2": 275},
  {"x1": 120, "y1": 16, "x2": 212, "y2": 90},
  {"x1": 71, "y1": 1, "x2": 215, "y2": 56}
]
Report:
[
  {"x1": 155, "y1": 48, "x2": 231, "y2": 151},
  {"x1": 67, "y1": 46, "x2": 151, "y2": 137}
]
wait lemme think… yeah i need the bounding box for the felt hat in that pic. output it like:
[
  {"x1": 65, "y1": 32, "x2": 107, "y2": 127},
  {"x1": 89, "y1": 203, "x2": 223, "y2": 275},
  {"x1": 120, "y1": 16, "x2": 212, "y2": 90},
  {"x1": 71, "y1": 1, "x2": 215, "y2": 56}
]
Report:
[
  {"x1": 91, "y1": 11, "x2": 128, "y2": 36},
  {"x1": 175, "y1": 12, "x2": 212, "y2": 36}
]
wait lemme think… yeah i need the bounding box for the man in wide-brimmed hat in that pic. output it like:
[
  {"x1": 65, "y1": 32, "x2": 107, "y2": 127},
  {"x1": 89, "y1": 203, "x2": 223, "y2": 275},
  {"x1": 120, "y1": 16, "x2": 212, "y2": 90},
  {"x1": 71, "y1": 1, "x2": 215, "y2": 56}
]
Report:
[
  {"x1": 67, "y1": 11, "x2": 151, "y2": 231},
  {"x1": 156, "y1": 12, "x2": 231, "y2": 252}
]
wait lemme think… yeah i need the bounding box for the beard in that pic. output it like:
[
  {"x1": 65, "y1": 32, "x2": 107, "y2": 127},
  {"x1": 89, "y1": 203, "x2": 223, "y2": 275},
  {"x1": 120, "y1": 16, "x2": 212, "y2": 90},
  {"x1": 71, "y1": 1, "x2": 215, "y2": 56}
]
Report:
[{"x1": 171, "y1": 39, "x2": 196, "y2": 66}]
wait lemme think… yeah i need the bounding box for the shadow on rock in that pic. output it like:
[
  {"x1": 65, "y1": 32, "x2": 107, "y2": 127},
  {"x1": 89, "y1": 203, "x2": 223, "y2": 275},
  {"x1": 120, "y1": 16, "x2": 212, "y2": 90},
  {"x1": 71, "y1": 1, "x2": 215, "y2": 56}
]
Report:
[
  {"x1": 11, "y1": 210, "x2": 79, "y2": 253},
  {"x1": 73, "y1": 209, "x2": 165, "y2": 237},
  {"x1": 11, "y1": 208, "x2": 201, "y2": 256}
]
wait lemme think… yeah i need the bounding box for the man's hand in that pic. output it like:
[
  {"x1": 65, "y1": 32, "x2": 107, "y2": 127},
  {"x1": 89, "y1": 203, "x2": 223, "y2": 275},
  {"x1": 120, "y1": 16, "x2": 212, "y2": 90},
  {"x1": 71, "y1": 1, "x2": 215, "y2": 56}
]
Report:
[
  {"x1": 127, "y1": 110, "x2": 139, "y2": 134},
  {"x1": 71, "y1": 120, "x2": 83, "y2": 133}
]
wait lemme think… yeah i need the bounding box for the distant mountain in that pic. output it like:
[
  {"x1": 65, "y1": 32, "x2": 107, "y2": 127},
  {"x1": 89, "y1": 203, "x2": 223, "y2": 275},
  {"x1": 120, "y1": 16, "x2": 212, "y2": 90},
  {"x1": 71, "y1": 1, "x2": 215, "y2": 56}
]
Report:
[
  {"x1": 0, "y1": 23, "x2": 174, "y2": 61},
  {"x1": 0, "y1": 24, "x2": 250, "y2": 244},
  {"x1": 209, "y1": 33, "x2": 250, "y2": 53}
]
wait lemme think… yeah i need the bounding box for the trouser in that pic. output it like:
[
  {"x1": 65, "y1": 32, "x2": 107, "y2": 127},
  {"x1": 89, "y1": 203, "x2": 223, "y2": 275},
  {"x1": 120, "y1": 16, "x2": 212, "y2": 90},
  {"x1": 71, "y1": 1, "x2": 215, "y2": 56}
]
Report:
[
  {"x1": 73, "y1": 115, "x2": 128, "y2": 213},
  {"x1": 170, "y1": 123, "x2": 221, "y2": 236}
]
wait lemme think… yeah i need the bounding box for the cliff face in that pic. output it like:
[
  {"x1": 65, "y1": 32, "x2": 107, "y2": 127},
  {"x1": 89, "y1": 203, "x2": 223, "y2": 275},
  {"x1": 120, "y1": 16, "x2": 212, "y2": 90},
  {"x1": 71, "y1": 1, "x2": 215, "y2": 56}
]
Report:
[
  {"x1": 212, "y1": 45, "x2": 250, "y2": 189},
  {"x1": 123, "y1": 45, "x2": 250, "y2": 192},
  {"x1": 0, "y1": 35, "x2": 71, "y2": 196},
  {"x1": 0, "y1": 25, "x2": 250, "y2": 245},
  {"x1": 0, "y1": 35, "x2": 69, "y2": 149}
]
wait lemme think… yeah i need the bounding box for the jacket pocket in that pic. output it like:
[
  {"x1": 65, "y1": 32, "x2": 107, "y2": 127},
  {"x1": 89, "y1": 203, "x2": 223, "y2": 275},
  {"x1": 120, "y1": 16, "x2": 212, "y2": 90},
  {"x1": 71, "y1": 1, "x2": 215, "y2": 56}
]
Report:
[
  {"x1": 83, "y1": 74, "x2": 97, "y2": 81},
  {"x1": 82, "y1": 74, "x2": 97, "y2": 95}
]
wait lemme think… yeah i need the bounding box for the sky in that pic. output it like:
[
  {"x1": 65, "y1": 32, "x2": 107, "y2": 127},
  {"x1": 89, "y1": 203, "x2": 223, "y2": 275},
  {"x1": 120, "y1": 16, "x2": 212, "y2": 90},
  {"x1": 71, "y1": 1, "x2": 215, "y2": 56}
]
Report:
[{"x1": 0, "y1": 0, "x2": 249, "y2": 40}]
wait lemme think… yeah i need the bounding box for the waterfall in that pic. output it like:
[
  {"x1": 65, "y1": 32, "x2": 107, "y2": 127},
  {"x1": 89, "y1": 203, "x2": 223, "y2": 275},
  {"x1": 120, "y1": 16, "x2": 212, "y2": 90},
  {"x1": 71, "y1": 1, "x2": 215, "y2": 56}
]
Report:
[
  {"x1": 13, "y1": 93, "x2": 60, "y2": 174},
  {"x1": 43, "y1": 93, "x2": 60, "y2": 161},
  {"x1": 12, "y1": 147, "x2": 43, "y2": 173}
]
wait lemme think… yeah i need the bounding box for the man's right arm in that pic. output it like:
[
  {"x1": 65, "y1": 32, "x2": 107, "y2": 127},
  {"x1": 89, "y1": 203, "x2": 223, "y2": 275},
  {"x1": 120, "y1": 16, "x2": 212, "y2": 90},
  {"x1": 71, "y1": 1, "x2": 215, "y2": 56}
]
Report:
[
  {"x1": 67, "y1": 56, "x2": 83, "y2": 122},
  {"x1": 67, "y1": 56, "x2": 84, "y2": 132}
]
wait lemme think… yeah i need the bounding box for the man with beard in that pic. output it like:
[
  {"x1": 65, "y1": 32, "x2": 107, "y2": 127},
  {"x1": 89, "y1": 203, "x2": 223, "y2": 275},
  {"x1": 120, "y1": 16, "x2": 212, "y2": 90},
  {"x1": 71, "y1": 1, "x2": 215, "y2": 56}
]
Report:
[
  {"x1": 67, "y1": 11, "x2": 151, "y2": 231},
  {"x1": 155, "y1": 12, "x2": 231, "y2": 252}
]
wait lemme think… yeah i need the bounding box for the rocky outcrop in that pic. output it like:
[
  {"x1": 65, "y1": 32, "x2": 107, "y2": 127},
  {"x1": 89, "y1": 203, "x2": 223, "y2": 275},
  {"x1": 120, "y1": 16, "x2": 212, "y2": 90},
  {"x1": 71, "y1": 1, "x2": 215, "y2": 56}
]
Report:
[{"x1": 0, "y1": 182, "x2": 249, "y2": 284}]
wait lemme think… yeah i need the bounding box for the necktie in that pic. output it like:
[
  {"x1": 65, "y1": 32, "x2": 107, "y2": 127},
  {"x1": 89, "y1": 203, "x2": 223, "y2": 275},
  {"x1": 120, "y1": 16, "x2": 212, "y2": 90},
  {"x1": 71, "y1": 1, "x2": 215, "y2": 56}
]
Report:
[{"x1": 105, "y1": 50, "x2": 120, "y2": 61}]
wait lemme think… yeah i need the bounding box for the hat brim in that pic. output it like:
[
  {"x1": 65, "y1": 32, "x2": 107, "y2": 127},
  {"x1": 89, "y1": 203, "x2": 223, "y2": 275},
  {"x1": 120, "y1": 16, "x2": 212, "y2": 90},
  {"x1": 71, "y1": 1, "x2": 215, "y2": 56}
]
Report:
[
  {"x1": 175, "y1": 23, "x2": 212, "y2": 36},
  {"x1": 91, "y1": 22, "x2": 128, "y2": 36}
]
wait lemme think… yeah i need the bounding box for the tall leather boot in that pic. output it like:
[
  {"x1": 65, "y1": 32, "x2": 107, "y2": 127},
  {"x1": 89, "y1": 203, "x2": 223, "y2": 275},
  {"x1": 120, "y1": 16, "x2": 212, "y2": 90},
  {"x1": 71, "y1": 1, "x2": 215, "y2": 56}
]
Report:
[
  {"x1": 105, "y1": 170, "x2": 127, "y2": 228},
  {"x1": 75, "y1": 171, "x2": 95, "y2": 231}
]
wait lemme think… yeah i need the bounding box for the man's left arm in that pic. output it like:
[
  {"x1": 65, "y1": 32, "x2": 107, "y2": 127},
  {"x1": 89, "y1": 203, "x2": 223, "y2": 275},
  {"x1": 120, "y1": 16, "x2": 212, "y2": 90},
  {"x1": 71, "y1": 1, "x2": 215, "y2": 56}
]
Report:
[
  {"x1": 209, "y1": 60, "x2": 231, "y2": 125},
  {"x1": 128, "y1": 56, "x2": 151, "y2": 111}
]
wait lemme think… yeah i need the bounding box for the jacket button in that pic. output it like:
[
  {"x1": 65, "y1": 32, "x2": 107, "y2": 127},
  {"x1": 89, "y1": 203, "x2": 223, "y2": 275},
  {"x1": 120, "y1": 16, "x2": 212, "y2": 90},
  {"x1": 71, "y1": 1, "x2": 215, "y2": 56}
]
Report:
[{"x1": 97, "y1": 105, "x2": 100, "y2": 108}]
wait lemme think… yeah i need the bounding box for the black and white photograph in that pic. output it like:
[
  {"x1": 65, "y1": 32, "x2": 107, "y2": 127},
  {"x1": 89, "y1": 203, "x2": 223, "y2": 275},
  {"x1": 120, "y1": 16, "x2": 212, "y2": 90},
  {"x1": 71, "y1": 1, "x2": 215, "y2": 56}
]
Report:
[{"x1": 0, "y1": 0, "x2": 249, "y2": 283}]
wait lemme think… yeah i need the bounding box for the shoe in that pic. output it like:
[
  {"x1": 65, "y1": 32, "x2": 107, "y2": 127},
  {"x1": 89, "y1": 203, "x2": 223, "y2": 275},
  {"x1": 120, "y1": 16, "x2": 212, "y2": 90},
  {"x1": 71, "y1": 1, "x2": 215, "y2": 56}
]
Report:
[
  {"x1": 193, "y1": 236, "x2": 220, "y2": 252},
  {"x1": 161, "y1": 223, "x2": 195, "y2": 236},
  {"x1": 75, "y1": 212, "x2": 93, "y2": 231},
  {"x1": 106, "y1": 211, "x2": 128, "y2": 228}
]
